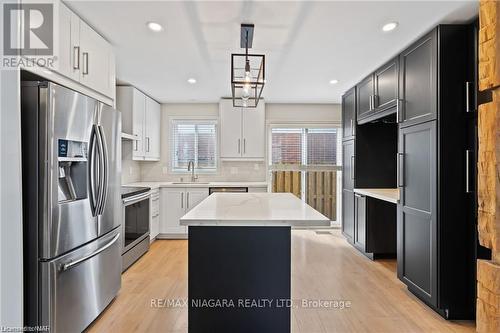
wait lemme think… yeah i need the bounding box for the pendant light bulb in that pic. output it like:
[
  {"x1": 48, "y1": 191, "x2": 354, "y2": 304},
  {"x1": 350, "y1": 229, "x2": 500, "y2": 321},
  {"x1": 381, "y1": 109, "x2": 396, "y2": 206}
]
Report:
[{"x1": 241, "y1": 59, "x2": 252, "y2": 102}]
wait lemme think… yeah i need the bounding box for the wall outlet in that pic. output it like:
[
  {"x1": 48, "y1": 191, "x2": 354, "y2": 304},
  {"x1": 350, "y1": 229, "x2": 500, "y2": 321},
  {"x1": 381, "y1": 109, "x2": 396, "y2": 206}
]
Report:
[
  {"x1": 162, "y1": 167, "x2": 168, "y2": 175},
  {"x1": 230, "y1": 167, "x2": 238, "y2": 175}
]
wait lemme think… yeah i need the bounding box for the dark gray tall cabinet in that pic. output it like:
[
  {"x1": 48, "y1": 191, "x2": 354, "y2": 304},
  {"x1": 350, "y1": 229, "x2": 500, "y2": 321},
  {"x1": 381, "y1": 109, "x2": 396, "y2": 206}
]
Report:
[
  {"x1": 341, "y1": 24, "x2": 479, "y2": 319},
  {"x1": 397, "y1": 26, "x2": 476, "y2": 319},
  {"x1": 342, "y1": 87, "x2": 356, "y2": 241}
]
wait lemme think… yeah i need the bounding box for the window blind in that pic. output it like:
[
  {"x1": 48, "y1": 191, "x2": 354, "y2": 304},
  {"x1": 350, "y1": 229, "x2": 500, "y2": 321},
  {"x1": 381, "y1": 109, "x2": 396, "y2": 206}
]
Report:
[
  {"x1": 270, "y1": 127, "x2": 338, "y2": 168},
  {"x1": 171, "y1": 120, "x2": 217, "y2": 172}
]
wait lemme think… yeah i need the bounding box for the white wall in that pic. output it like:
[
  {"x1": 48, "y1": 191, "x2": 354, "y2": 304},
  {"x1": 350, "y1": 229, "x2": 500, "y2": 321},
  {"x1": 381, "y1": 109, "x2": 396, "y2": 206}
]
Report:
[
  {"x1": 0, "y1": 69, "x2": 24, "y2": 327},
  {"x1": 266, "y1": 103, "x2": 342, "y2": 123},
  {"x1": 132, "y1": 102, "x2": 341, "y2": 183}
]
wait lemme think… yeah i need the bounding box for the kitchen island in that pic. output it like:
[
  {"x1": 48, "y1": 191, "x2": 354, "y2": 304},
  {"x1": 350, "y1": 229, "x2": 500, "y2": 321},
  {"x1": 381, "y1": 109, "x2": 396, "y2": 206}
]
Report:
[{"x1": 180, "y1": 193, "x2": 330, "y2": 333}]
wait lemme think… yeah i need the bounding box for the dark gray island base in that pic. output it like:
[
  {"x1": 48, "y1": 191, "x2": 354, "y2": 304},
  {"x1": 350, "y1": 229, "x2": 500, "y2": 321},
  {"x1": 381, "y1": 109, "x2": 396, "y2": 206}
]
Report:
[{"x1": 188, "y1": 226, "x2": 291, "y2": 333}]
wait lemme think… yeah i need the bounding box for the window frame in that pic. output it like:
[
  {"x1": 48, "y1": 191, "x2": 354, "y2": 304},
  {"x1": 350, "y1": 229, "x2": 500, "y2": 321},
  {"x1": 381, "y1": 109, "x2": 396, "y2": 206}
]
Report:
[
  {"x1": 169, "y1": 116, "x2": 219, "y2": 174},
  {"x1": 266, "y1": 121, "x2": 342, "y2": 224}
]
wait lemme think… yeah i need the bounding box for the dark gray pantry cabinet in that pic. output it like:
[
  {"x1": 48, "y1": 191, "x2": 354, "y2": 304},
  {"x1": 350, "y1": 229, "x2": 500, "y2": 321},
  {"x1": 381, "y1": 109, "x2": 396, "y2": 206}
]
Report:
[{"x1": 341, "y1": 24, "x2": 480, "y2": 319}]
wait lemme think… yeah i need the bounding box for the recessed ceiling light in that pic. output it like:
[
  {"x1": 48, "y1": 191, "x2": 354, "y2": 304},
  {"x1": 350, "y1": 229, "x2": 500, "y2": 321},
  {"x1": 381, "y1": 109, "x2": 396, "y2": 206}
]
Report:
[
  {"x1": 329, "y1": 79, "x2": 339, "y2": 85},
  {"x1": 187, "y1": 78, "x2": 197, "y2": 84},
  {"x1": 382, "y1": 22, "x2": 398, "y2": 32},
  {"x1": 147, "y1": 22, "x2": 164, "y2": 32}
]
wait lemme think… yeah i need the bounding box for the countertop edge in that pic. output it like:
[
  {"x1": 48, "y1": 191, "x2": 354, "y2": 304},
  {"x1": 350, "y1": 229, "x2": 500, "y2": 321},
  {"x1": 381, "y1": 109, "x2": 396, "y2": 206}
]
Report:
[
  {"x1": 123, "y1": 181, "x2": 269, "y2": 189},
  {"x1": 353, "y1": 188, "x2": 399, "y2": 204},
  {"x1": 179, "y1": 219, "x2": 331, "y2": 227}
]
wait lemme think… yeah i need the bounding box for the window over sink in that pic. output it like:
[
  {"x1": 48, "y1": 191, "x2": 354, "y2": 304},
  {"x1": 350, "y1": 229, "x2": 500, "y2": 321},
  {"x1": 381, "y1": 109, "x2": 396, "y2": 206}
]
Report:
[{"x1": 171, "y1": 119, "x2": 218, "y2": 173}]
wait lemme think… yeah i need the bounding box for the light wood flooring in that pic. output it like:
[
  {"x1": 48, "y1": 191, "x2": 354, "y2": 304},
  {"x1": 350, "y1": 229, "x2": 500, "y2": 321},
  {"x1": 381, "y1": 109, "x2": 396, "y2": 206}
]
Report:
[{"x1": 87, "y1": 229, "x2": 475, "y2": 333}]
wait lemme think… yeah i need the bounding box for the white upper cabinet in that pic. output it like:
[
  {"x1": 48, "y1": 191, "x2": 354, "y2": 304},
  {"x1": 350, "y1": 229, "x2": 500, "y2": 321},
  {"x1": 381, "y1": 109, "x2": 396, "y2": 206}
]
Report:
[
  {"x1": 79, "y1": 22, "x2": 115, "y2": 98},
  {"x1": 118, "y1": 86, "x2": 161, "y2": 161},
  {"x1": 57, "y1": 4, "x2": 80, "y2": 82},
  {"x1": 145, "y1": 96, "x2": 161, "y2": 160},
  {"x1": 242, "y1": 102, "x2": 265, "y2": 158},
  {"x1": 55, "y1": 3, "x2": 115, "y2": 99},
  {"x1": 219, "y1": 99, "x2": 265, "y2": 160},
  {"x1": 131, "y1": 88, "x2": 146, "y2": 159},
  {"x1": 220, "y1": 100, "x2": 243, "y2": 158}
]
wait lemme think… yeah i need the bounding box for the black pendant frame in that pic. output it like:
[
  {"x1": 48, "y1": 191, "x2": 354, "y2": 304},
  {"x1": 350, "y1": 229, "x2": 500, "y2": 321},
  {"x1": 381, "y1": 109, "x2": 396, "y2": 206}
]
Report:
[{"x1": 231, "y1": 24, "x2": 265, "y2": 108}]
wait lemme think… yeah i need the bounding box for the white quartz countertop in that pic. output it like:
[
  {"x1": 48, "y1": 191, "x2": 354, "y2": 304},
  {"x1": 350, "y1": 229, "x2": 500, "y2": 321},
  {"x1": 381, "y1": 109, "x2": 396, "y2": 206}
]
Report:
[
  {"x1": 353, "y1": 188, "x2": 400, "y2": 204},
  {"x1": 123, "y1": 181, "x2": 268, "y2": 189},
  {"x1": 180, "y1": 193, "x2": 330, "y2": 227}
]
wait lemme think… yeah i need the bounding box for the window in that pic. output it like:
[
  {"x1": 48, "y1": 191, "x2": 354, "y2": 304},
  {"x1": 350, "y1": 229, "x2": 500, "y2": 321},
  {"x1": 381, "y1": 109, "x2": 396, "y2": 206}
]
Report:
[
  {"x1": 171, "y1": 120, "x2": 217, "y2": 172},
  {"x1": 269, "y1": 125, "x2": 341, "y2": 222},
  {"x1": 271, "y1": 128, "x2": 338, "y2": 166}
]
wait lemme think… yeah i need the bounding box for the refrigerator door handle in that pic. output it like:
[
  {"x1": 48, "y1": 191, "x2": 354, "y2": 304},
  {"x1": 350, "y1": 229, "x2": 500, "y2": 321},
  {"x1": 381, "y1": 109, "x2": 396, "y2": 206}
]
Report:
[
  {"x1": 60, "y1": 233, "x2": 120, "y2": 271},
  {"x1": 97, "y1": 125, "x2": 109, "y2": 215},
  {"x1": 88, "y1": 125, "x2": 99, "y2": 216},
  {"x1": 95, "y1": 125, "x2": 106, "y2": 215}
]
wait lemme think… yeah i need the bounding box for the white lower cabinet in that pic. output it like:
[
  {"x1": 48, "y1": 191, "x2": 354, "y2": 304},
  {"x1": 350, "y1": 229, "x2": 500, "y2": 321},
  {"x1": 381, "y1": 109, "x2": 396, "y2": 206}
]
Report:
[
  {"x1": 159, "y1": 187, "x2": 208, "y2": 238},
  {"x1": 150, "y1": 189, "x2": 160, "y2": 241}
]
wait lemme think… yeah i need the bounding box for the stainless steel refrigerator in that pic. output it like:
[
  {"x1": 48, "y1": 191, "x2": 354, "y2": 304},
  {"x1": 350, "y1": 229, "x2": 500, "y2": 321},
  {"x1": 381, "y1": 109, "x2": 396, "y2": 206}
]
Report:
[{"x1": 21, "y1": 81, "x2": 122, "y2": 332}]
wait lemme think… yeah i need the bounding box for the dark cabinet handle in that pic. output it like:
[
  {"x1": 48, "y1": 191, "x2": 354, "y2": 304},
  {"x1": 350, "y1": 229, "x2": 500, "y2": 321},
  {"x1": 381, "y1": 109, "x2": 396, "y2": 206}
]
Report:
[
  {"x1": 350, "y1": 155, "x2": 355, "y2": 180},
  {"x1": 465, "y1": 82, "x2": 475, "y2": 113},
  {"x1": 465, "y1": 149, "x2": 472, "y2": 193},
  {"x1": 397, "y1": 153, "x2": 404, "y2": 187}
]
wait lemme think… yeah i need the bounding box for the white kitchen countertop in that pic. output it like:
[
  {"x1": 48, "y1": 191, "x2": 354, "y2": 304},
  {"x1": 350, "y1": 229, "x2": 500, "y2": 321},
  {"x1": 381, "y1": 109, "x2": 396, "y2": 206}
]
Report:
[
  {"x1": 180, "y1": 193, "x2": 330, "y2": 227},
  {"x1": 353, "y1": 188, "x2": 400, "y2": 204},
  {"x1": 123, "y1": 181, "x2": 269, "y2": 189}
]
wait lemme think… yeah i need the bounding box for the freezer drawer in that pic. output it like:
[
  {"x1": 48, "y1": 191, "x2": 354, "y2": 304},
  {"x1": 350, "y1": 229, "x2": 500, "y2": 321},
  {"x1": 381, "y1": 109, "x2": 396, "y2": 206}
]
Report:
[{"x1": 40, "y1": 228, "x2": 121, "y2": 332}]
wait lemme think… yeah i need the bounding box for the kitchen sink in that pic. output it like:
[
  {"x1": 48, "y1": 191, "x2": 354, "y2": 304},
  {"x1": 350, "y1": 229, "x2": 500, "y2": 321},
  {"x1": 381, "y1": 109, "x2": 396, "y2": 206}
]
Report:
[{"x1": 171, "y1": 182, "x2": 210, "y2": 184}]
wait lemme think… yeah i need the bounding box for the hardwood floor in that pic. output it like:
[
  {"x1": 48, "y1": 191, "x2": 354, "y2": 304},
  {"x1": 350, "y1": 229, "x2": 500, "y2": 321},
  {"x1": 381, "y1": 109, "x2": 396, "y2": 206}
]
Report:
[{"x1": 87, "y1": 230, "x2": 475, "y2": 333}]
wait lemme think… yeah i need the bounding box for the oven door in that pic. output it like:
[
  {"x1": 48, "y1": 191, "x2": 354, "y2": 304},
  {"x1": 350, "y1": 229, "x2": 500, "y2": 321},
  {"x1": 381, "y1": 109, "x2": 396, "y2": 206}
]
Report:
[{"x1": 122, "y1": 192, "x2": 150, "y2": 253}]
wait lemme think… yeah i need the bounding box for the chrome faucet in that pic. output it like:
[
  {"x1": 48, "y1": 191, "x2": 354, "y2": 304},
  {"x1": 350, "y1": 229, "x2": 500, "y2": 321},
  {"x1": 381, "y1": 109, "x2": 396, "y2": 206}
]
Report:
[{"x1": 187, "y1": 160, "x2": 198, "y2": 182}]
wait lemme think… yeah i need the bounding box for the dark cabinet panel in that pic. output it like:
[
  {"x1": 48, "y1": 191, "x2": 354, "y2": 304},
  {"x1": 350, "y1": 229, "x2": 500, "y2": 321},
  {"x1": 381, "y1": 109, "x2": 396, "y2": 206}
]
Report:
[
  {"x1": 398, "y1": 121, "x2": 437, "y2": 307},
  {"x1": 342, "y1": 87, "x2": 356, "y2": 140},
  {"x1": 356, "y1": 75, "x2": 374, "y2": 120},
  {"x1": 398, "y1": 29, "x2": 437, "y2": 127},
  {"x1": 354, "y1": 194, "x2": 366, "y2": 252},
  {"x1": 374, "y1": 57, "x2": 399, "y2": 111},
  {"x1": 342, "y1": 190, "x2": 354, "y2": 241},
  {"x1": 342, "y1": 140, "x2": 355, "y2": 190}
]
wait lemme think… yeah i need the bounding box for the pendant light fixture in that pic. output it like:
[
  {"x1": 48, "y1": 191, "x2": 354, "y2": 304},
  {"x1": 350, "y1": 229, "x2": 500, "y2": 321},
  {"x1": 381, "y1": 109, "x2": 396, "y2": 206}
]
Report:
[{"x1": 231, "y1": 24, "x2": 265, "y2": 108}]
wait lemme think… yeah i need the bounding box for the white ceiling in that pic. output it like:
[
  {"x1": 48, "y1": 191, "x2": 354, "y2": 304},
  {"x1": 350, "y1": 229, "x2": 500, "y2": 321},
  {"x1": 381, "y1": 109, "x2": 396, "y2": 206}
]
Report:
[{"x1": 67, "y1": 1, "x2": 478, "y2": 104}]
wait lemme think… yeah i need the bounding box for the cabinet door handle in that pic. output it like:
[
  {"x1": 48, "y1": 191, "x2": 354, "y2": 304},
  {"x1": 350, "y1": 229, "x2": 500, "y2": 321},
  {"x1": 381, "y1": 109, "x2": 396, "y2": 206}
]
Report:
[
  {"x1": 73, "y1": 46, "x2": 80, "y2": 70},
  {"x1": 350, "y1": 155, "x2": 355, "y2": 180},
  {"x1": 350, "y1": 119, "x2": 354, "y2": 136},
  {"x1": 465, "y1": 149, "x2": 472, "y2": 193},
  {"x1": 238, "y1": 139, "x2": 241, "y2": 154},
  {"x1": 396, "y1": 99, "x2": 400, "y2": 123},
  {"x1": 146, "y1": 137, "x2": 150, "y2": 152},
  {"x1": 82, "y1": 52, "x2": 89, "y2": 75},
  {"x1": 397, "y1": 153, "x2": 404, "y2": 187},
  {"x1": 187, "y1": 192, "x2": 190, "y2": 209},
  {"x1": 243, "y1": 139, "x2": 246, "y2": 154},
  {"x1": 181, "y1": 192, "x2": 184, "y2": 209},
  {"x1": 465, "y1": 82, "x2": 475, "y2": 113},
  {"x1": 368, "y1": 95, "x2": 372, "y2": 110},
  {"x1": 372, "y1": 95, "x2": 378, "y2": 109}
]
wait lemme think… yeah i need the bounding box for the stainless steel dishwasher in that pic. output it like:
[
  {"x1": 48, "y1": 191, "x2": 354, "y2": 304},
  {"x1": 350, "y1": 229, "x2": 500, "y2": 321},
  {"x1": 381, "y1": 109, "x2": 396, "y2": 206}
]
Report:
[{"x1": 209, "y1": 187, "x2": 248, "y2": 195}]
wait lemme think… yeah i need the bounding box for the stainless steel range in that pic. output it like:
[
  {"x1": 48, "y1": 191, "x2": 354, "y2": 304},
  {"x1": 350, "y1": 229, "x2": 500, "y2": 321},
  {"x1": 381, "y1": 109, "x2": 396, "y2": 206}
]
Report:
[
  {"x1": 21, "y1": 81, "x2": 122, "y2": 332},
  {"x1": 121, "y1": 186, "x2": 151, "y2": 271}
]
